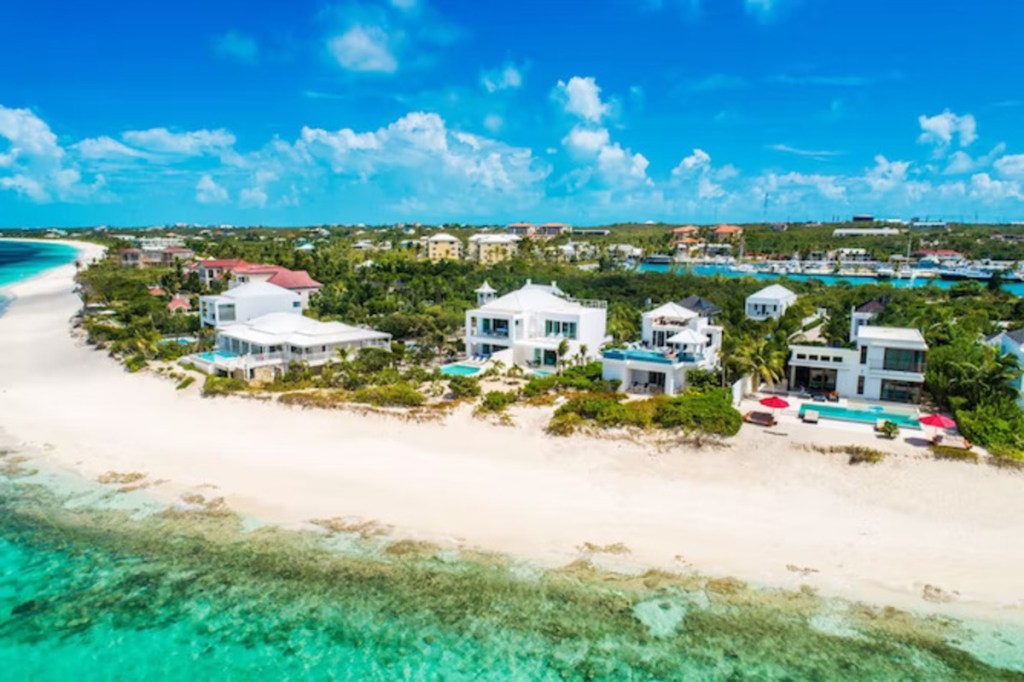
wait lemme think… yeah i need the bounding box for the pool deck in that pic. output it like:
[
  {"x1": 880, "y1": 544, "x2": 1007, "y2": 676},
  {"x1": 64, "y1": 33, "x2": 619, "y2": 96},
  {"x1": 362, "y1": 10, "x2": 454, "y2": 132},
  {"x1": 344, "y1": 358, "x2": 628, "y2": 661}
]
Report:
[{"x1": 740, "y1": 396, "x2": 925, "y2": 436}]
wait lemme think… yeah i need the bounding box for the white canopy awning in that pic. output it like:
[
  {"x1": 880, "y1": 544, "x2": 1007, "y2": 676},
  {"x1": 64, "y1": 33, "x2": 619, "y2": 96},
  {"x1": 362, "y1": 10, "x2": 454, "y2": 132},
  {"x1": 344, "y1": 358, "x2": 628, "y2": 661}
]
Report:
[{"x1": 666, "y1": 329, "x2": 707, "y2": 346}]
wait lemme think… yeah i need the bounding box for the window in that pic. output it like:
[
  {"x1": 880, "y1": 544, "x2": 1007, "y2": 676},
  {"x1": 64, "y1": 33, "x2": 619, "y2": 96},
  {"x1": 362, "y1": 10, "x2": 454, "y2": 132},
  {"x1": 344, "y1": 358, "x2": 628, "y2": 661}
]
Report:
[
  {"x1": 796, "y1": 354, "x2": 806, "y2": 360},
  {"x1": 859, "y1": 346, "x2": 868, "y2": 364},
  {"x1": 883, "y1": 348, "x2": 926, "y2": 373},
  {"x1": 833, "y1": 357, "x2": 843, "y2": 363},
  {"x1": 809, "y1": 355, "x2": 819, "y2": 361},
  {"x1": 857, "y1": 376, "x2": 865, "y2": 395},
  {"x1": 292, "y1": 301, "x2": 301, "y2": 308},
  {"x1": 218, "y1": 304, "x2": 236, "y2": 322}
]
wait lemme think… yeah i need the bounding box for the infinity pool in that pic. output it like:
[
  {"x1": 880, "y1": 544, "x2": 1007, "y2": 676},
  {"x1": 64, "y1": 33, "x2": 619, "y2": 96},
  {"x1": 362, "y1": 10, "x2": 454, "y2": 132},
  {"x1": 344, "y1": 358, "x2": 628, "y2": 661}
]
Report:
[
  {"x1": 197, "y1": 351, "x2": 239, "y2": 363},
  {"x1": 440, "y1": 363, "x2": 482, "y2": 377},
  {"x1": 799, "y1": 403, "x2": 921, "y2": 429}
]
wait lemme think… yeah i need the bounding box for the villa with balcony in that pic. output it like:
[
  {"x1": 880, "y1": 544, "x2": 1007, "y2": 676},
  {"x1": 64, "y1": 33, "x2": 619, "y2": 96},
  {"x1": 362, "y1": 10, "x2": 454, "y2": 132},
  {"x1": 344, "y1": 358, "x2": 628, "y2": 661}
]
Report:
[
  {"x1": 601, "y1": 301, "x2": 723, "y2": 394},
  {"x1": 463, "y1": 280, "x2": 608, "y2": 370},
  {"x1": 199, "y1": 282, "x2": 302, "y2": 328},
  {"x1": 187, "y1": 313, "x2": 391, "y2": 382},
  {"x1": 788, "y1": 324, "x2": 928, "y2": 404}
]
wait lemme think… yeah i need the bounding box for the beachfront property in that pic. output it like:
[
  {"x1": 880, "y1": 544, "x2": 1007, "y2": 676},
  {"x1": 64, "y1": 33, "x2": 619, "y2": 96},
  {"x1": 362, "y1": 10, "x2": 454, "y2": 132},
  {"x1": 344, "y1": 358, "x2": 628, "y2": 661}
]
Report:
[
  {"x1": 464, "y1": 280, "x2": 608, "y2": 369},
  {"x1": 190, "y1": 313, "x2": 391, "y2": 382},
  {"x1": 986, "y1": 329, "x2": 1024, "y2": 409},
  {"x1": 467, "y1": 233, "x2": 521, "y2": 265},
  {"x1": 601, "y1": 300, "x2": 723, "y2": 394},
  {"x1": 745, "y1": 284, "x2": 798, "y2": 321},
  {"x1": 199, "y1": 282, "x2": 302, "y2": 327},
  {"x1": 426, "y1": 233, "x2": 463, "y2": 262},
  {"x1": 788, "y1": 313, "x2": 928, "y2": 403}
]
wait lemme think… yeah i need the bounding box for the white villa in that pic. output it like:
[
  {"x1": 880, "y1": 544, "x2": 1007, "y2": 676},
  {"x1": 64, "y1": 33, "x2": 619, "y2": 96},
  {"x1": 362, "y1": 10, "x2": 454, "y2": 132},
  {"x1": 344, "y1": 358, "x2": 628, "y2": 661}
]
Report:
[
  {"x1": 788, "y1": 307, "x2": 928, "y2": 403},
  {"x1": 464, "y1": 280, "x2": 608, "y2": 370},
  {"x1": 986, "y1": 329, "x2": 1024, "y2": 409},
  {"x1": 745, "y1": 284, "x2": 798, "y2": 321},
  {"x1": 601, "y1": 301, "x2": 723, "y2": 394},
  {"x1": 199, "y1": 282, "x2": 302, "y2": 327},
  {"x1": 190, "y1": 313, "x2": 391, "y2": 381}
]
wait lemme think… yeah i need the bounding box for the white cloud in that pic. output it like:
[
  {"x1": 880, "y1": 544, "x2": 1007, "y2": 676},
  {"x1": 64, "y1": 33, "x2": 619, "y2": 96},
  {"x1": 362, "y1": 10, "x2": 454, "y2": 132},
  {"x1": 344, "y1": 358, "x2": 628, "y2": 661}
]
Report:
[
  {"x1": 196, "y1": 174, "x2": 229, "y2": 204},
  {"x1": 756, "y1": 171, "x2": 847, "y2": 202},
  {"x1": 969, "y1": 173, "x2": 1022, "y2": 201},
  {"x1": 918, "y1": 110, "x2": 977, "y2": 149},
  {"x1": 0, "y1": 105, "x2": 100, "y2": 202},
  {"x1": 556, "y1": 76, "x2": 609, "y2": 123},
  {"x1": 122, "y1": 127, "x2": 236, "y2": 156},
  {"x1": 481, "y1": 63, "x2": 523, "y2": 93},
  {"x1": 72, "y1": 136, "x2": 147, "y2": 160},
  {"x1": 994, "y1": 154, "x2": 1024, "y2": 178},
  {"x1": 562, "y1": 125, "x2": 649, "y2": 187},
  {"x1": 328, "y1": 26, "x2": 398, "y2": 74},
  {"x1": 215, "y1": 30, "x2": 259, "y2": 64},
  {"x1": 672, "y1": 148, "x2": 711, "y2": 176},
  {"x1": 863, "y1": 154, "x2": 910, "y2": 193},
  {"x1": 239, "y1": 186, "x2": 268, "y2": 208},
  {"x1": 769, "y1": 143, "x2": 841, "y2": 160},
  {"x1": 483, "y1": 114, "x2": 504, "y2": 133}
]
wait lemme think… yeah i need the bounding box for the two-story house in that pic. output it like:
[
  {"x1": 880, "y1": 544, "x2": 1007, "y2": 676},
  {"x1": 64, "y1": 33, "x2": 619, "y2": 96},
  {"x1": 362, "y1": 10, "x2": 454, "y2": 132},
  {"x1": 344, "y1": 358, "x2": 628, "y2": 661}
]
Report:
[
  {"x1": 788, "y1": 317, "x2": 928, "y2": 403},
  {"x1": 464, "y1": 280, "x2": 608, "y2": 369},
  {"x1": 199, "y1": 282, "x2": 302, "y2": 327},
  {"x1": 601, "y1": 301, "x2": 723, "y2": 394},
  {"x1": 467, "y1": 234, "x2": 520, "y2": 265}
]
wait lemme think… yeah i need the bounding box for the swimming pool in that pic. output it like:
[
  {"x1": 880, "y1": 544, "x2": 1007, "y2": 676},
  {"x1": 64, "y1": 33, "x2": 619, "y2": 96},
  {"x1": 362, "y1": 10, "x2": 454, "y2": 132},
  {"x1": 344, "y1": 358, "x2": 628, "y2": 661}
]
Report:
[
  {"x1": 197, "y1": 351, "x2": 239, "y2": 364},
  {"x1": 532, "y1": 369, "x2": 555, "y2": 377},
  {"x1": 440, "y1": 363, "x2": 482, "y2": 377},
  {"x1": 799, "y1": 403, "x2": 920, "y2": 429}
]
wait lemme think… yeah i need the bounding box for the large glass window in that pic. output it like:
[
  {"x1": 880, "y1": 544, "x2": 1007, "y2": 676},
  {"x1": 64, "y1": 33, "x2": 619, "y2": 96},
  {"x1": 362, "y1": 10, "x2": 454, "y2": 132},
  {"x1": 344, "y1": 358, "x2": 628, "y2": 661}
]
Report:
[
  {"x1": 883, "y1": 349, "x2": 926, "y2": 373},
  {"x1": 881, "y1": 380, "x2": 922, "y2": 404},
  {"x1": 218, "y1": 304, "x2": 236, "y2": 322}
]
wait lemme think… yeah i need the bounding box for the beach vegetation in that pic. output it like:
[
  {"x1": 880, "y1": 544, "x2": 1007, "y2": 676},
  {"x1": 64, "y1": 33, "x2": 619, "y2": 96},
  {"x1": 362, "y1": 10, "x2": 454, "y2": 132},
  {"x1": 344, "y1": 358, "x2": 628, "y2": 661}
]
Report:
[
  {"x1": 930, "y1": 444, "x2": 979, "y2": 463},
  {"x1": 446, "y1": 375, "x2": 481, "y2": 399},
  {"x1": 548, "y1": 388, "x2": 741, "y2": 438},
  {"x1": 202, "y1": 375, "x2": 248, "y2": 397},
  {"x1": 477, "y1": 390, "x2": 518, "y2": 414},
  {"x1": 175, "y1": 376, "x2": 196, "y2": 391},
  {"x1": 352, "y1": 383, "x2": 426, "y2": 407}
]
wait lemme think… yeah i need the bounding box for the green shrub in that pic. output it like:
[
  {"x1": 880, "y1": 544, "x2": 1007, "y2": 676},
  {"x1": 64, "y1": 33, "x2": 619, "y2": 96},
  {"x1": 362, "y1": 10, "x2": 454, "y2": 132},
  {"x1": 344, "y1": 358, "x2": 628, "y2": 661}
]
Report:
[
  {"x1": 879, "y1": 420, "x2": 900, "y2": 439},
  {"x1": 479, "y1": 390, "x2": 518, "y2": 414},
  {"x1": 653, "y1": 389, "x2": 742, "y2": 437},
  {"x1": 522, "y1": 363, "x2": 619, "y2": 397},
  {"x1": 352, "y1": 383, "x2": 425, "y2": 407},
  {"x1": 202, "y1": 375, "x2": 247, "y2": 397},
  {"x1": 125, "y1": 354, "x2": 147, "y2": 373},
  {"x1": 546, "y1": 412, "x2": 584, "y2": 436},
  {"x1": 930, "y1": 445, "x2": 979, "y2": 463},
  {"x1": 955, "y1": 399, "x2": 1024, "y2": 460},
  {"x1": 447, "y1": 375, "x2": 481, "y2": 399},
  {"x1": 175, "y1": 376, "x2": 196, "y2": 391}
]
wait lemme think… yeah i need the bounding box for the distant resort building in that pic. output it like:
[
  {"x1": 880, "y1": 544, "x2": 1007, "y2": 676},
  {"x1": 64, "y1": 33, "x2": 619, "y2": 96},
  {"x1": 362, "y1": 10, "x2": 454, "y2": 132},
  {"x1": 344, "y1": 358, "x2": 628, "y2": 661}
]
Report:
[
  {"x1": 118, "y1": 245, "x2": 194, "y2": 268},
  {"x1": 464, "y1": 280, "x2": 608, "y2": 370},
  {"x1": 711, "y1": 224, "x2": 743, "y2": 242},
  {"x1": 506, "y1": 223, "x2": 536, "y2": 238},
  {"x1": 601, "y1": 299, "x2": 723, "y2": 395},
  {"x1": 426, "y1": 233, "x2": 463, "y2": 262},
  {"x1": 537, "y1": 223, "x2": 572, "y2": 239},
  {"x1": 190, "y1": 313, "x2": 390, "y2": 382},
  {"x1": 467, "y1": 233, "x2": 521, "y2": 265},
  {"x1": 833, "y1": 227, "x2": 901, "y2": 237},
  {"x1": 745, "y1": 284, "x2": 798, "y2": 321}
]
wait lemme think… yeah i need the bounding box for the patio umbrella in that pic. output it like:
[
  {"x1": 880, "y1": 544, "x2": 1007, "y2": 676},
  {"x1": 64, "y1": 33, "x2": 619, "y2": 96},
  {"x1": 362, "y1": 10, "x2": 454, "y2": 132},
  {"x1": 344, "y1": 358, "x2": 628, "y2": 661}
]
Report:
[
  {"x1": 919, "y1": 413, "x2": 956, "y2": 438},
  {"x1": 759, "y1": 396, "x2": 790, "y2": 417}
]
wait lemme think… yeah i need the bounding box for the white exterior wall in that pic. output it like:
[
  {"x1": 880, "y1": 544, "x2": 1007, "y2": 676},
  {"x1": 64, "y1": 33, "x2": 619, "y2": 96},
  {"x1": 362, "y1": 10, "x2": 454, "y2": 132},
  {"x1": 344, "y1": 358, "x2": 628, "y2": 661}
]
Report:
[
  {"x1": 789, "y1": 337, "x2": 926, "y2": 401},
  {"x1": 745, "y1": 293, "x2": 797, "y2": 321},
  {"x1": 464, "y1": 305, "x2": 607, "y2": 365},
  {"x1": 200, "y1": 289, "x2": 301, "y2": 327}
]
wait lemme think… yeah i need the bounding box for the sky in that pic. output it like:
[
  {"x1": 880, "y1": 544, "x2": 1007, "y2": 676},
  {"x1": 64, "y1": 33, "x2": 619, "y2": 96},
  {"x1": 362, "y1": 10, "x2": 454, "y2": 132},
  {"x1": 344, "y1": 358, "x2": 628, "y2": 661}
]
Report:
[{"x1": 1, "y1": 0, "x2": 1023, "y2": 227}]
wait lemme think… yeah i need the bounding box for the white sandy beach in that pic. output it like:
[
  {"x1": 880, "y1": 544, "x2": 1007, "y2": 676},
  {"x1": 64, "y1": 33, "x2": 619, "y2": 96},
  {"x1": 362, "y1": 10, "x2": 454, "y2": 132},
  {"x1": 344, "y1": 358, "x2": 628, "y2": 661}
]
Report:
[{"x1": 2, "y1": 239, "x2": 1024, "y2": 624}]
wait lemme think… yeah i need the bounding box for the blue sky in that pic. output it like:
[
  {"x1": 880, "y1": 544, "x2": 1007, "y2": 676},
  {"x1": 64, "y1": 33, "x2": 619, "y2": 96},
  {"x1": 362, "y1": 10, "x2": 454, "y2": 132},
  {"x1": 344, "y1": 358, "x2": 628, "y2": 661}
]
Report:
[{"x1": 1, "y1": 0, "x2": 1023, "y2": 226}]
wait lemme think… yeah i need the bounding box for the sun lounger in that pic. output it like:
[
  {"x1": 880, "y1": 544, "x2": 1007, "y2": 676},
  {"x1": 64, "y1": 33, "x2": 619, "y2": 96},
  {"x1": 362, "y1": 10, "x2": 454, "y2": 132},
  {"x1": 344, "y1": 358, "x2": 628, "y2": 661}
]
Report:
[
  {"x1": 802, "y1": 409, "x2": 819, "y2": 424},
  {"x1": 933, "y1": 434, "x2": 972, "y2": 450},
  {"x1": 744, "y1": 411, "x2": 777, "y2": 427}
]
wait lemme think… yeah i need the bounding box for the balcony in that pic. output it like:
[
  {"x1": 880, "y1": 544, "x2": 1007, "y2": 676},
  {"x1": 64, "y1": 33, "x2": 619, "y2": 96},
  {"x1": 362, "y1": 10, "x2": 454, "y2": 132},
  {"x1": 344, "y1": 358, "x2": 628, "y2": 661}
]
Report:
[{"x1": 473, "y1": 327, "x2": 510, "y2": 339}]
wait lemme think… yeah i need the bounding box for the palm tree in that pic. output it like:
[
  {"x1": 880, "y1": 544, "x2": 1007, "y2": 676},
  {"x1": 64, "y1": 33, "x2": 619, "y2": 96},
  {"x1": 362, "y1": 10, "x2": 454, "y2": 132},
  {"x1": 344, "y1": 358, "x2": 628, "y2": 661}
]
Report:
[
  {"x1": 556, "y1": 339, "x2": 570, "y2": 374},
  {"x1": 730, "y1": 336, "x2": 787, "y2": 391},
  {"x1": 577, "y1": 344, "x2": 589, "y2": 367}
]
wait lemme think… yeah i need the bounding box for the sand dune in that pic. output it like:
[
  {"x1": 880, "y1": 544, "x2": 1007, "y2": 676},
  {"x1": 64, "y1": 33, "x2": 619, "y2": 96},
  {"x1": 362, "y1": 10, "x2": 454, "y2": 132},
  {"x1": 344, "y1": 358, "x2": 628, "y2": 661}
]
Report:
[{"x1": 2, "y1": 240, "x2": 1023, "y2": 624}]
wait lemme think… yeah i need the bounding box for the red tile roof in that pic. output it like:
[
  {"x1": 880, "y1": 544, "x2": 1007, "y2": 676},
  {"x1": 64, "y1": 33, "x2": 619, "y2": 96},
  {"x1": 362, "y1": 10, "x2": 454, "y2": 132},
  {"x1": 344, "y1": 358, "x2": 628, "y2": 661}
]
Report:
[
  {"x1": 167, "y1": 295, "x2": 191, "y2": 312},
  {"x1": 672, "y1": 225, "x2": 700, "y2": 234},
  {"x1": 267, "y1": 269, "x2": 322, "y2": 290},
  {"x1": 713, "y1": 224, "x2": 743, "y2": 233},
  {"x1": 198, "y1": 258, "x2": 250, "y2": 269},
  {"x1": 148, "y1": 286, "x2": 166, "y2": 296}
]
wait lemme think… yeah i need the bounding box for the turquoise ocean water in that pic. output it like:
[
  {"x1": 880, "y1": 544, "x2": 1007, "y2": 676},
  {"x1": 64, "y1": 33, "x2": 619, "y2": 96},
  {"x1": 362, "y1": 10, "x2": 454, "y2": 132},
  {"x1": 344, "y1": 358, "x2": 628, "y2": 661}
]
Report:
[
  {"x1": 0, "y1": 239, "x2": 80, "y2": 314},
  {"x1": 2, "y1": 243, "x2": 1023, "y2": 679}
]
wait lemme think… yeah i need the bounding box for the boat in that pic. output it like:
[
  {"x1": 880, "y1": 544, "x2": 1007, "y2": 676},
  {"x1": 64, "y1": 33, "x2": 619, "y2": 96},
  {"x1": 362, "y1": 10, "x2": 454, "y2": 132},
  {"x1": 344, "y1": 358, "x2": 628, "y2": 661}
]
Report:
[
  {"x1": 939, "y1": 267, "x2": 992, "y2": 281},
  {"x1": 875, "y1": 267, "x2": 895, "y2": 279}
]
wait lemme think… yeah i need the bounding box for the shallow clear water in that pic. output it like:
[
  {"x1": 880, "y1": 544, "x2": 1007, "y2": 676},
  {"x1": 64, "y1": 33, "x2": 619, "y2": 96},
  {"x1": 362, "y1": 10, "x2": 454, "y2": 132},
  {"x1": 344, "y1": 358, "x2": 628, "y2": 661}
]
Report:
[
  {"x1": 1, "y1": 468, "x2": 1022, "y2": 681},
  {"x1": 0, "y1": 239, "x2": 79, "y2": 289}
]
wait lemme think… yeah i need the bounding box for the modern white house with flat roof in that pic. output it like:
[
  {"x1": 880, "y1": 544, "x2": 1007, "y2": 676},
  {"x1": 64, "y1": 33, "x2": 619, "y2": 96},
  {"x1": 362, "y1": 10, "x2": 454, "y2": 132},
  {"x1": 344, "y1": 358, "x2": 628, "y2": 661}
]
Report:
[
  {"x1": 189, "y1": 313, "x2": 391, "y2": 381},
  {"x1": 601, "y1": 301, "x2": 723, "y2": 394},
  {"x1": 745, "y1": 284, "x2": 798, "y2": 321},
  {"x1": 986, "y1": 329, "x2": 1024, "y2": 409},
  {"x1": 788, "y1": 321, "x2": 928, "y2": 404},
  {"x1": 199, "y1": 281, "x2": 302, "y2": 327},
  {"x1": 464, "y1": 280, "x2": 608, "y2": 369}
]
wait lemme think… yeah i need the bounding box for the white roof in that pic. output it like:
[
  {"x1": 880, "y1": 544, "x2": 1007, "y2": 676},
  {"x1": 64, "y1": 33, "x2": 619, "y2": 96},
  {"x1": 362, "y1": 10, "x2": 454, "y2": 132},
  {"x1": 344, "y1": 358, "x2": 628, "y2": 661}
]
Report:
[
  {"x1": 748, "y1": 284, "x2": 797, "y2": 301},
  {"x1": 477, "y1": 284, "x2": 582, "y2": 314},
  {"x1": 211, "y1": 281, "x2": 299, "y2": 302},
  {"x1": 218, "y1": 313, "x2": 390, "y2": 348},
  {"x1": 645, "y1": 302, "x2": 698, "y2": 321},
  {"x1": 429, "y1": 233, "x2": 459, "y2": 242},
  {"x1": 469, "y1": 233, "x2": 519, "y2": 244},
  {"x1": 856, "y1": 326, "x2": 928, "y2": 347},
  {"x1": 667, "y1": 329, "x2": 707, "y2": 345},
  {"x1": 475, "y1": 281, "x2": 496, "y2": 294}
]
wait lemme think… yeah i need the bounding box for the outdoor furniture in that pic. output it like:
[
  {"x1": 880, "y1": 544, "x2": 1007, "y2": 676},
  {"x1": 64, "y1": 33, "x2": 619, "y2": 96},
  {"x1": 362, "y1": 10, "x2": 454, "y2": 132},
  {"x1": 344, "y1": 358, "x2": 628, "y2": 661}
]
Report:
[
  {"x1": 875, "y1": 419, "x2": 887, "y2": 432},
  {"x1": 744, "y1": 411, "x2": 778, "y2": 427},
  {"x1": 933, "y1": 434, "x2": 973, "y2": 450},
  {"x1": 802, "y1": 409, "x2": 819, "y2": 424}
]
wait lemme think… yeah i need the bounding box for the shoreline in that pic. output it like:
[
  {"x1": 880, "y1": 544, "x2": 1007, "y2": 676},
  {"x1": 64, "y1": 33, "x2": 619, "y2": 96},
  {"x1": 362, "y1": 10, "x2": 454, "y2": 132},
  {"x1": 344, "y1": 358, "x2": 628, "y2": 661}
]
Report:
[{"x1": 1, "y1": 240, "x2": 1024, "y2": 630}]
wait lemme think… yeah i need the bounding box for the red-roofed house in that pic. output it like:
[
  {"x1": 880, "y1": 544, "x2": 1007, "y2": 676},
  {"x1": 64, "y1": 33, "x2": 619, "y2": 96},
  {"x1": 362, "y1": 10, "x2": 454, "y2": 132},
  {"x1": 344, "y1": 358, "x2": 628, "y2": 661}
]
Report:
[
  {"x1": 711, "y1": 225, "x2": 744, "y2": 242},
  {"x1": 148, "y1": 286, "x2": 167, "y2": 297},
  {"x1": 197, "y1": 259, "x2": 250, "y2": 286},
  {"x1": 230, "y1": 263, "x2": 322, "y2": 308},
  {"x1": 672, "y1": 225, "x2": 700, "y2": 236},
  {"x1": 167, "y1": 295, "x2": 192, "y2": 313}
]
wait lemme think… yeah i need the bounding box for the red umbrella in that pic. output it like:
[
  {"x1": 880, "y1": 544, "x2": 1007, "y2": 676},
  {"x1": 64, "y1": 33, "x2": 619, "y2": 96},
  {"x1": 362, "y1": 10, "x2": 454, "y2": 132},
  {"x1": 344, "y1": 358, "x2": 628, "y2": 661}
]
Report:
[
  {"x1": 920, "y1": 413, "x2": 956, "y2": 438},
  {"x1": 760, "y1": 396, "x2": 790, "y2": 410}
]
